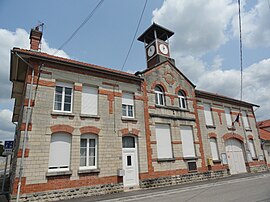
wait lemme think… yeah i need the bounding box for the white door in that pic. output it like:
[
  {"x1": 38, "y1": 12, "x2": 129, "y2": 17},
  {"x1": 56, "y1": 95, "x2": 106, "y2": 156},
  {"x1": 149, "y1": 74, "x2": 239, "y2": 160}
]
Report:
[
  {"x1": 122, "y1": 136, "x2": 139, "y2": 188},
  {"x1": 225, "y1": 139, "x2": 247, "y2": 174}
]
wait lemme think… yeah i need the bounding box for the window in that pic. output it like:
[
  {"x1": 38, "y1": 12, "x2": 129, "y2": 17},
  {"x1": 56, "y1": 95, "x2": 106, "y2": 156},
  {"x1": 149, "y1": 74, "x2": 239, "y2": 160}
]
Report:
[
  {"x1": 54, "y1": 82, "x2": 73, "y2": 112},
  {"x1": 122, "y1": 93, "x2": 134, "y2": 118},
  {"x1": 180, "y1": 126, "x2": 196, "y2": 158},
  {"x1": 122, "y1": 136, "x2": 135, "y2": 148},
  {"x1": 187, "y1": 161, "x2": 197, "y2": 171},
  {"x1": 248, "y1": 139, "x2": 257, "y2": 159},
  {"x1": 81, "y1": 85, "x2": 98, "y2": 115},
  {"x1": 204, "y1": 103, "x2": 214, "y2": 126},
  {"x1": 155, "y1": 124, "x2": 172, "y2": 159},
  {"x1": 80, "y1": 134, "x2": 97, "y2": 169},
  {"x1": 154, "y1": 86, "x2": 165, "y2": 106},
  {"x1": 224, "y1": 107, "x2": 232, "y2": 127},
  {"x1": 48, "y1": 133, "x2": 71, "y2": 172},
  {"x1": 178, "y1": 91, "x2": 187, "y2": 109},
  {"x1": 241, "y1": 110, "x2": 250, "y2": 129},
  {"x1": 210, "y1": 138, "x2": 219, "y2": 161}
]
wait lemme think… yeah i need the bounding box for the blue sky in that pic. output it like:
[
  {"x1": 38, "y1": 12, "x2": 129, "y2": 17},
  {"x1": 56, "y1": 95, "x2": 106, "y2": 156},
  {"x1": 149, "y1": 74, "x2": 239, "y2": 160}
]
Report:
[{"x1": 0, "y1": 0, "x2": 270, "y2": 141}]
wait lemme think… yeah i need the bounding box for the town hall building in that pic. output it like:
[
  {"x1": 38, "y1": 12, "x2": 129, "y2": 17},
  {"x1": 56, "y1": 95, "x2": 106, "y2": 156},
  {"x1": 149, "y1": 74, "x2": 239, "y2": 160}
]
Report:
[{"x1": 9, "y1": 23, "x2": 267, "y2": 201}]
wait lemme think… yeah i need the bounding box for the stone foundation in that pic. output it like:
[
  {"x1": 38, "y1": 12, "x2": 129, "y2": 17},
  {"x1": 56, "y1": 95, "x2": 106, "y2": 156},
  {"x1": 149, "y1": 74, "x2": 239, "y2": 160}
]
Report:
[
  {"x1": 249, "y1": 164, "x2": 269, "y2": 173},
  {"x1": 140, "y1": 170, "x2": 229, "y2": 188},
  {"x1": 11, "y1": 183, "x2": 123, "y2": 202}
]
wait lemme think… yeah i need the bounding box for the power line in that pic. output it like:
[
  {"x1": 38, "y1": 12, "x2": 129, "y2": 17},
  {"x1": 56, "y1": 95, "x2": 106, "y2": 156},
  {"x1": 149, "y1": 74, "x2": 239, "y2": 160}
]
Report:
[
  {"x1": 238, "y1": 0, "x2": 243, "y2": 101},
  {"x1": 120, "y1": 0, "x2": 148, "y2": 71},
  {"x1": 54, "y1": 0, "x2": 105, "y2": 55}
]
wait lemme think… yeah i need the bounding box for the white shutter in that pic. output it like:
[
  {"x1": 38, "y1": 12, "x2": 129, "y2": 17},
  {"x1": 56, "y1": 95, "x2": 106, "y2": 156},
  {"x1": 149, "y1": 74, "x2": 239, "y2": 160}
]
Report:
[
  {"x1": 81, "y1": 86, "x2": 98, "y2": 115},
  {"x1": 224, "y1": 107, "x2": 232, "y2": 127},
  {"x1": 122, "y1": 93, "x2": 134, "y2": 106},
  {"x1": 241, "y1": 110, "x2": 250, "y2": 129},
  {"x1": 155, "y1": 124, "x2": 172, "y2": 159},
  {"x1": 248, "y1": 139, "x2": 256, "y2": 158},
  {"x1": 204, "y1": 104, "x2": 213, "y2": 126},
  {"x1": 180, "y1": 126, "x2": 196, "y2": 158},
  {"x1": 210, "y1": 138, "x2": 219, "y2": 160},
  {"x1": 49, "y1": 133, "x2": 71, "y2": 171}
]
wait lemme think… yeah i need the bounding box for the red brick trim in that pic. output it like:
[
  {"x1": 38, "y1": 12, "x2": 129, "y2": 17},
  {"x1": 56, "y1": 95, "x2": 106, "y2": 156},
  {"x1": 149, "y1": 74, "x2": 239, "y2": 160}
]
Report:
[
  {"x1": 150, "y1": 141, "x2": 157, "y2": 144},
  {"x1": 80, "y1": 126, "x2": 100, "y2": 135},
  {"x1": 50, "y1": 124, "x2": 74, "y2": 134},
  {"x1": 175, "y1": 86, "x2": 189, "y2": 96},
  {"x1": 167, "y1": 94, "x2": 175, "y2": 105},
  {"x1": 17, "y1": 149, "x2": 29, "y2": 158},
  {"x1": 246, "y1": 161, "x2": 266, "y2": 167},
  {"x1": 208, "y1": 132, "x2": 217, "y2": 139},
  {"x1": 194, "y1": 141, "x2": 200, "y2": 144},
  {"x1": 172, "y1": 141, "x2": 182, "y2": 144},
  {"x1": 247, "y1": 135, "x2": 254, "y2": 140},
  {"x1": 102, "y1": 82, "x2": 119, "y2": 87},
  {"x1": 99, "y1": 89, "x2": 122, "y2": 114},
  {"x1": 212, "y1": 108, "x2": 224, "y2": 125},
  {"x1": 74, "y1": 85, "x2": 82, "y2": 92},
  {"x1": 148, "y1": 105, "x2": 156, "y2": 109},
  {"x1": 134, "y1": 95, "x2": 144, "y2": 101},
  {"x1": 150, "y1": 81, "x2": 168, "y2": 92},
  {"x1": 20, "y1": 123, "x2": 32, "y2": 131},
  {"x1": 197, "y1": 105, "x2": 204, "y2": 110},
  {"x1": 27, "y1": 76, "x2": 56, "y2": 87},
  {"x1": 23, "y1": 99, "x2": 35, "y2": 107},
  {"x1": 40, "y1": 70, "x2": 52, "y2": 75},
  {"x1": 120, "y1": 128, "x2": 140, "y2": 136},
  {"x1": 222, "y1": 133, "x2": 244, "y2": 142}
]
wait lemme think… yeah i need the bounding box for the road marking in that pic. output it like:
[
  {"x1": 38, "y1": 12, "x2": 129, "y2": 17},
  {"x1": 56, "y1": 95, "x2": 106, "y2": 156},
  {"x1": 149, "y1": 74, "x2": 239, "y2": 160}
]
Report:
[{"x1": 100, "y1": 174, "x2": 270, "y2": 202}]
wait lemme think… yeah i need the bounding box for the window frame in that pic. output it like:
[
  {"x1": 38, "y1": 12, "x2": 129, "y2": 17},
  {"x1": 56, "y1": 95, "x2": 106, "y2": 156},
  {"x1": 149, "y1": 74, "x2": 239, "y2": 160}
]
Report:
[
  {"x1": 209, "y1": 137, "x2": 219, "y2": 161},
  {"x1": 204, "y1": 103, "x2": 214, "y2": 126},
  {"x1": 53, "y1": 82, "x2": 73, "y2": 113},
  {"x1": 122, "y1": 92, "x2": 135, "y2": 118},
  {"x1": 80, "y1": 134, "x2": 98, "y2": 170},
  {"x1": 154, "y1": 86, "x2": 165, "y2": 106},
  {"x1": 178, "y1": 90, "x2": 187, "y2": 110}
]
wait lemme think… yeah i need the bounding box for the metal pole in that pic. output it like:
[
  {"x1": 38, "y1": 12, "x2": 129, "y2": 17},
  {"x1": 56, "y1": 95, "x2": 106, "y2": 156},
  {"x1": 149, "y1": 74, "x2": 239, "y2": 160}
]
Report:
[
  {"x1": 16, "y1": 67, "x2": 35, "y2": 202},
  {"x1": 1, "y1": 155, "x2": 8, "y2": 193}
]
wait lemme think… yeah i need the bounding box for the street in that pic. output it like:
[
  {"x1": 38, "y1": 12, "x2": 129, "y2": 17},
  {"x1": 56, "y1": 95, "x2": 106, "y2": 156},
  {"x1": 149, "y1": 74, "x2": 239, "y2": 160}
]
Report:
[{"x1": 63, "y1": 173, "x2": 270, "y2": 202}]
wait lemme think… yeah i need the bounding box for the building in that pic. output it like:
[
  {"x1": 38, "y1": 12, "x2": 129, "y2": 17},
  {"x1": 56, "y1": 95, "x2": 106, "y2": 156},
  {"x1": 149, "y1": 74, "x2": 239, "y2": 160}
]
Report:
[
  {"x1": 9, "y1": 24, "x2": 267, "y2": 201},
  {"x1": 258, "y1": 120, "x2": 270, "y2": 167}
]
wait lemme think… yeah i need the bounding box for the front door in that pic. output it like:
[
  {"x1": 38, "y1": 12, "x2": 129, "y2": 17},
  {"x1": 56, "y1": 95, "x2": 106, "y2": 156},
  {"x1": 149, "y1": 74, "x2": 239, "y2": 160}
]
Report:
[
  {"x1": 225, "y1": 139, "x2": 247, "y2": 174},
  {"x1": 122, "y1": 136, "x2": 139, "y2": 188}
]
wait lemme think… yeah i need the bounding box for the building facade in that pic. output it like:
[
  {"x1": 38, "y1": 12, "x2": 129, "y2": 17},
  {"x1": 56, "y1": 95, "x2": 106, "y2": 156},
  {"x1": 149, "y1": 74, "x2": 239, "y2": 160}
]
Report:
[
  {"x1": 258, "y1": 120, "x2": 270, "y2": 167},
  {"x1": 9, "y1": 24, "x2": 267, "y2": 201}
]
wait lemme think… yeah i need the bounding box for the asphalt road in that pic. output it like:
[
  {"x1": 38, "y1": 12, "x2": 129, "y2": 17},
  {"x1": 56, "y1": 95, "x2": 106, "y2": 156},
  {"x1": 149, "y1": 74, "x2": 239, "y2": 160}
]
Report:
[{"x1": 63, "y1": 172, "x2": 270, "y2": 202}]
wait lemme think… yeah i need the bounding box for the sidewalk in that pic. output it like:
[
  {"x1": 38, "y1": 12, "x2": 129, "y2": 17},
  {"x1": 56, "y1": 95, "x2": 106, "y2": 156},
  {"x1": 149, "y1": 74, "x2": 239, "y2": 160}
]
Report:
[{"x1": 61, "y1": 171, "x2": 270, "y2": 202}]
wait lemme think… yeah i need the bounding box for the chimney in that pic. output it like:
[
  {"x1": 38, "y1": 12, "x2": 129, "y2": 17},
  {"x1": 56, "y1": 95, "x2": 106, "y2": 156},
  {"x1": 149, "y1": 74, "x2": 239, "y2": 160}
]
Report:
[{"x1": 29, "y1": 26, "x2": 42, "y2": 51}]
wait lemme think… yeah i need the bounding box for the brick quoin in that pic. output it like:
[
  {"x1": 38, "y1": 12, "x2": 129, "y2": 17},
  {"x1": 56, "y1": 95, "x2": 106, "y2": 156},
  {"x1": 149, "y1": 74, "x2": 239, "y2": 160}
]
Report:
[
  {"x1": 80, "y1": 126, "x2": 100, "y2": 135},
  {"x1": 120, "y1": 128, "x2": 140, "y2": 136},
  {"x1": 208, "y1": 132, "x2": 217, "y2": 139},
  {"x1": 23, "y1": 99, "x2": 35, "y2": 107},
  {"x1": 99, "y1": 89, "x2": 122, "y2": 114},
  {"x1": 222, "y1": 133, "x2": 244, "y2": 142},
  {"x1": 247, "y1": 135, "x2": 254, "y2": 140},
  {"x1": 50, "y1": 124, "x2": 74, "y2": 134},
  {"x1": 74, "y1": 85, "x2": 82, "y2": 92},
  {"x1": 20, "y1": 123, "x2": 32, "y2": 131},
  {"x1": 17, "y1": 148, "x2": 29, "y2": 158}
]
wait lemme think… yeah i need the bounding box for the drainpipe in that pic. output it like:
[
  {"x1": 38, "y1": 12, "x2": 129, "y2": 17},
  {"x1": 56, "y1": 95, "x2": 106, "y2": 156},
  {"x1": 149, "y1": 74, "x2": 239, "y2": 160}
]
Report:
[{"x1": 16, "y1": 67, "x2": 35, "y2": 202}]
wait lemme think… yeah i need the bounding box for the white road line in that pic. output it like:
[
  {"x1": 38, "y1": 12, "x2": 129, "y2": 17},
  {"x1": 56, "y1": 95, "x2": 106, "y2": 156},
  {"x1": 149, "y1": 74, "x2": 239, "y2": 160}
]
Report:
[{"x1": 100, "y1": 174, "x2": 270, "y2": 202}]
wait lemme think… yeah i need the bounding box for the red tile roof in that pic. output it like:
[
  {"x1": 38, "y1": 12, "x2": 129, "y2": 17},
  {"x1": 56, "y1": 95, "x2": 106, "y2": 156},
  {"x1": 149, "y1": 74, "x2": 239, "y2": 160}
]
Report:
[
  {"x1": 259, "y1": 129, "x2": 270, "y2": 141},
  {"x1": 258, "y1": 119, "x2": 270, "y2": 129}
]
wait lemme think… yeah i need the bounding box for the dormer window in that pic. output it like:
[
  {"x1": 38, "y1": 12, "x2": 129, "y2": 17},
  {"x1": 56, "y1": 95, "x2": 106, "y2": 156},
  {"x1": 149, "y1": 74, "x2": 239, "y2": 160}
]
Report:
[
  {"x1": 178, "y1": 90, "x2": 187, "y2": 109},
  {"x1": 155, "y1": 86, "x2": 165, "y2": 106}
]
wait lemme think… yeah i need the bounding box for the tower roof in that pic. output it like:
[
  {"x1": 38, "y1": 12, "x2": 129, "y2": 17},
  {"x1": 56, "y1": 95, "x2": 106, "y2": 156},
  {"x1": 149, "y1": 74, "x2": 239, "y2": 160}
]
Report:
[{"x1": 137, "y1": 23, "x2": 174, "y2": 44}]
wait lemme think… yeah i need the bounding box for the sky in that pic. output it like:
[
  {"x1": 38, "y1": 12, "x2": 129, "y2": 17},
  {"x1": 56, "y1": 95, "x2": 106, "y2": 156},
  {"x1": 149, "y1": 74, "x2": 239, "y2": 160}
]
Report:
[{"x1": 0, "y1": 0, "x2": 270, "y2": 141}]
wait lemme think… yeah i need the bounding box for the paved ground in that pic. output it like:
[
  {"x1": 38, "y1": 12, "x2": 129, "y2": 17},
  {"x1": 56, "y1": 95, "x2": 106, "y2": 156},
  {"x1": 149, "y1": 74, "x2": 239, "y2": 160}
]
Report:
[{"x1": 62, "y1": 172, "x2": 270, "y2": 202}]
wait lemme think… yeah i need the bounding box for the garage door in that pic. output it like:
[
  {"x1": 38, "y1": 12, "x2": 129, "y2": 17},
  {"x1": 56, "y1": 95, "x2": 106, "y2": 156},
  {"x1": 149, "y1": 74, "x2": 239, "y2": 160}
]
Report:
[{"x1": 225, "y1": 139, "x2": 247, "y2": 174}]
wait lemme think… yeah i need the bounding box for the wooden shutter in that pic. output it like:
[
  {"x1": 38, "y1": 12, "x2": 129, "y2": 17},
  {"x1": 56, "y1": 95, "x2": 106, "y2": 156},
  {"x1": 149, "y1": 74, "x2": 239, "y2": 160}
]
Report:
[
  {"x1": 122, "y1": 93, "x2": 134, "y2": 106},
  {"x1": 248, "y1": 139, "x2": 256, "y2": 158},
  {"x1": 210, "y1": 138, "x2": 219, "y2": 160},
  {"x1": 224, "y1": 107, "x2": 232, "y2": 127},
  {"x1": 49, "y1": 133, "x2": 71, "y2": 171},
  {"x1": 180, "y1": 126, "x2": 196, "y2": 158},
  {"x1": 204, "y1": 104, "x2": 213, "y2": 126},
  {"x1": 241, "y1": 110, "x2": 250, "y2": 129},
  {"x1": 155, "y1": 124, "x2": 172, "y2": 159},
  {"x1": 81, "y1": 86, "x2": 98, "y2": 115}
]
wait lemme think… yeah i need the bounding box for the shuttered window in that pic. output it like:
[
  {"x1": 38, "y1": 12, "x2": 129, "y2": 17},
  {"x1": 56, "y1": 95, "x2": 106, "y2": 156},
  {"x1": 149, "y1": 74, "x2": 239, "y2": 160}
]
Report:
[
  {"x1": 180, "y1": 126, "x2": 196, "y2": 158},
  {"x1": 224, "y1": 107, "x2": 232, "y2": 127},
  {"x1": 241, "y1": 110, "x2": 250, "y2": 129},
  {"x1": 81, "y1": 86, "x2": 98, "y2": 115},
  {"x1": 204, "y1": 104, "x2": 214, "y2": 126},
  {"x1": 210, "y1": 138, "x2": 219, "y2": 160},
  {"x1": 248, "y1": 139, "x2": 257, "y2": 159},
  {"x1": 155, "y1": 124, "x2": 172, "y2": 159},
  {"x1": 48, "y1": 133, "x2": 71, "y2": 172},
  {"x1": 122, "y1": 93, "x2": 134, "y2": 117}
]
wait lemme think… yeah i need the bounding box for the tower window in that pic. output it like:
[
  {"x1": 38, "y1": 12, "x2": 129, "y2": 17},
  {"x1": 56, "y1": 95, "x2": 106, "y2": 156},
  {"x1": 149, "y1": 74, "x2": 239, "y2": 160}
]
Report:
[{"x1": 178, "y1": 90, "x2": 187, "y2": 109}]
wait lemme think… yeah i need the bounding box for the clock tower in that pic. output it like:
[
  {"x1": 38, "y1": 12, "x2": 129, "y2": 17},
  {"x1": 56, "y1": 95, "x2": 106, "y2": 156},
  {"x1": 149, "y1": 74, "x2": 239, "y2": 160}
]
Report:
[{"x1": 138, "y1": 23, "x2": 175, "y2": 68}]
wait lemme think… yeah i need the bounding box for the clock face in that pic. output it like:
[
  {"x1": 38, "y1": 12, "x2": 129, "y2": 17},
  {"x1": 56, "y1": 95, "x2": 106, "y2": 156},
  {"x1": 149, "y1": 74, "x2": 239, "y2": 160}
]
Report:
[
  {"x1": 147, "y1": 45, "x2": 155, "y2": 57},
  {"x1": 159, "y1": 43, "x2": 168, "y2": 55}
]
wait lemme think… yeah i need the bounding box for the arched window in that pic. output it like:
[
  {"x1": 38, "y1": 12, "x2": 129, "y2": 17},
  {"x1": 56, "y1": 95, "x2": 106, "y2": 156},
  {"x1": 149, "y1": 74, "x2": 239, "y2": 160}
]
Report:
[
  {"x1": 80, "y1": 134, "x2": 98, "y2": 169},
  {"x1": 154, "y1": 86, "x2": 165, "y2": 106},
  {"x1": 178, "y1": 90, "x2": 187, "y2": 109},
  {"x1": 48, "y1": 133, "x2": 71, "y2": 172}
]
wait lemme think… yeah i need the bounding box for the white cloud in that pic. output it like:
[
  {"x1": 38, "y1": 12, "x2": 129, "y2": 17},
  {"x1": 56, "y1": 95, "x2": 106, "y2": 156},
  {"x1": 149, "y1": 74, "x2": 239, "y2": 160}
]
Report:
[
  {"x1": 153, "y1": 0, "x2": 238, "y2": 56},
  {"x1": 0, "y1": 28, "x2": 69, "y2": 141},
  {"x1": 232, "y1": 0, "x2": 270, "y2": 48}
]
